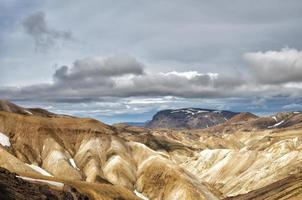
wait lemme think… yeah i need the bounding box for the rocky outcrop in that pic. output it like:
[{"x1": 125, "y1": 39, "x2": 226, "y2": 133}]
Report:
[{"x1": 0, "y1": 167, "x2": 89, "y2": 200}]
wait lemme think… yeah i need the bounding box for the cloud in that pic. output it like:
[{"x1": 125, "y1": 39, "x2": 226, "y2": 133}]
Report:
[
  {"x1": 53, "y1": 55, "x2": 144, "y2": 88},
  {"x1": 22, "y1": 11, "x2": 73, "y2": 52},
  {"x1": 160, "y1": 71, "x2": 218, "y2": 80},
  {"x1": 65, "y1": 55, "x2": 144, "y2": 77},
  {"x1": 244, "y1": 48, "x2": 302, "y2": 84}
]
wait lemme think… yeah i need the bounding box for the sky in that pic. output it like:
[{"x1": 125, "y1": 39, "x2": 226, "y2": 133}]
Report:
[{"x1": 1, "y1": 0, "x2": 302, "y2": 124}]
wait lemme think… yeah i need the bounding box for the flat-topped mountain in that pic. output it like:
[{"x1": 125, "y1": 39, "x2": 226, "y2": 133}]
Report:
[{"x1": 146, "y1": 108, "x2": 239, "y2": 129}]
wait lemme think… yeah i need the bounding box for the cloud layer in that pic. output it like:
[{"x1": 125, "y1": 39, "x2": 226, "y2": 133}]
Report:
[
  {"x1": 0, "y1": 54, "x2": 250, "y2": 102},
  {"x1": 1, "y1": 48, "x2": 302, "y2": 103}
]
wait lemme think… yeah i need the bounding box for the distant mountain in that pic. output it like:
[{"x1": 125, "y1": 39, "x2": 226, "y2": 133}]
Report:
[
  {"x1": 207, "y1": 111, "x2": 302, "y2": 134},
  {"x1": 146, "y1": 108, "x2": 239, "y2": 129},
  {"x1": 122, "y1": 121, "x2": 148, "y2": 127},
  {"x1": 250, "y1": 111, "x2": 302, "y2": 129}
]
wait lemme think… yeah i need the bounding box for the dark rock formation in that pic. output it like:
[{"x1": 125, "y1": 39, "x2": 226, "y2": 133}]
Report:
[{"x1": 0, "y1": 167, "x2": 89, "y2": 200}]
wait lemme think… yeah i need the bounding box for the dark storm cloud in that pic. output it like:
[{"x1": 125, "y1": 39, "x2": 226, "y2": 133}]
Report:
[
  {"x1": 64, "y1": 55, "x2": 144, "y2": 77},
  {"x1": 22, "y1": 11, "x2": 73, "y2": 52},
  {"x1": 53, "y1": 55, "x2": 144, "y2": 88}
]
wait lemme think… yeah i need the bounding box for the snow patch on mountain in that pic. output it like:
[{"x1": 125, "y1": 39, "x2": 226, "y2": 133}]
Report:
[
  {"x1": 26, "y1": 164, "x2": 53, "y2": 177},
  {"x1": 17, "y1": 176, "x2": 64, "y2": 188},
  {"x1": 69, "y1": 158, "x2": 80, "y2": 170},
  {"x1": 134, "y1": 190, "x2": 149, "y2": 200},
  {"x1": 24, "y1": 110, "x2": 33, "y2": 115},
  {"x1": 272, "y1": 116, "x2": 277, "y2": 122},
  {"x1": 170, "y1": 108, "x2": 219, "y2": 115},
  {"x1": 0, "y1": 132, "x2": 10, "y2": 147},
  {"x1": 268, "y1": 120, "x2": 285, "y2": 128}
]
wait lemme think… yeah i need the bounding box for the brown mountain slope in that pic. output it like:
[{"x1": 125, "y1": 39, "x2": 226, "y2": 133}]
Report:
[
  {"x1": 0, "y1": 108, "x2": 220, "y2": 200},
  {"x1": 225, "y1": 171, "x2": 302, "y2": 200},
  {"x1": 115, "y1": 121, "x2": 302, "y2": 198},
  {"x1": 227, "y1": 112, "x2": 258, "y2": 124}
]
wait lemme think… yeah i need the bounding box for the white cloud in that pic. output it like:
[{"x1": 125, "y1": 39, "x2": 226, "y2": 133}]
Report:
[
  {"x1": 160, "y1": 71, "x2": 218, "y2": 80},
  {"x1": 244, "y1": 48, "x2": 302, "y2": 84},
  {"x1": 126, "y1": 96, "x2": 183, "y2": 105},
  {"x1": 282, "y1": 103, "x2": 302, "y2": 110}
]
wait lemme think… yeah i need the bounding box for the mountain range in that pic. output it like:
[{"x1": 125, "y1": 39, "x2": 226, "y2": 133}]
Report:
[{"x1": 1, "y1": 99, "x2": 302, "y2": 199}]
